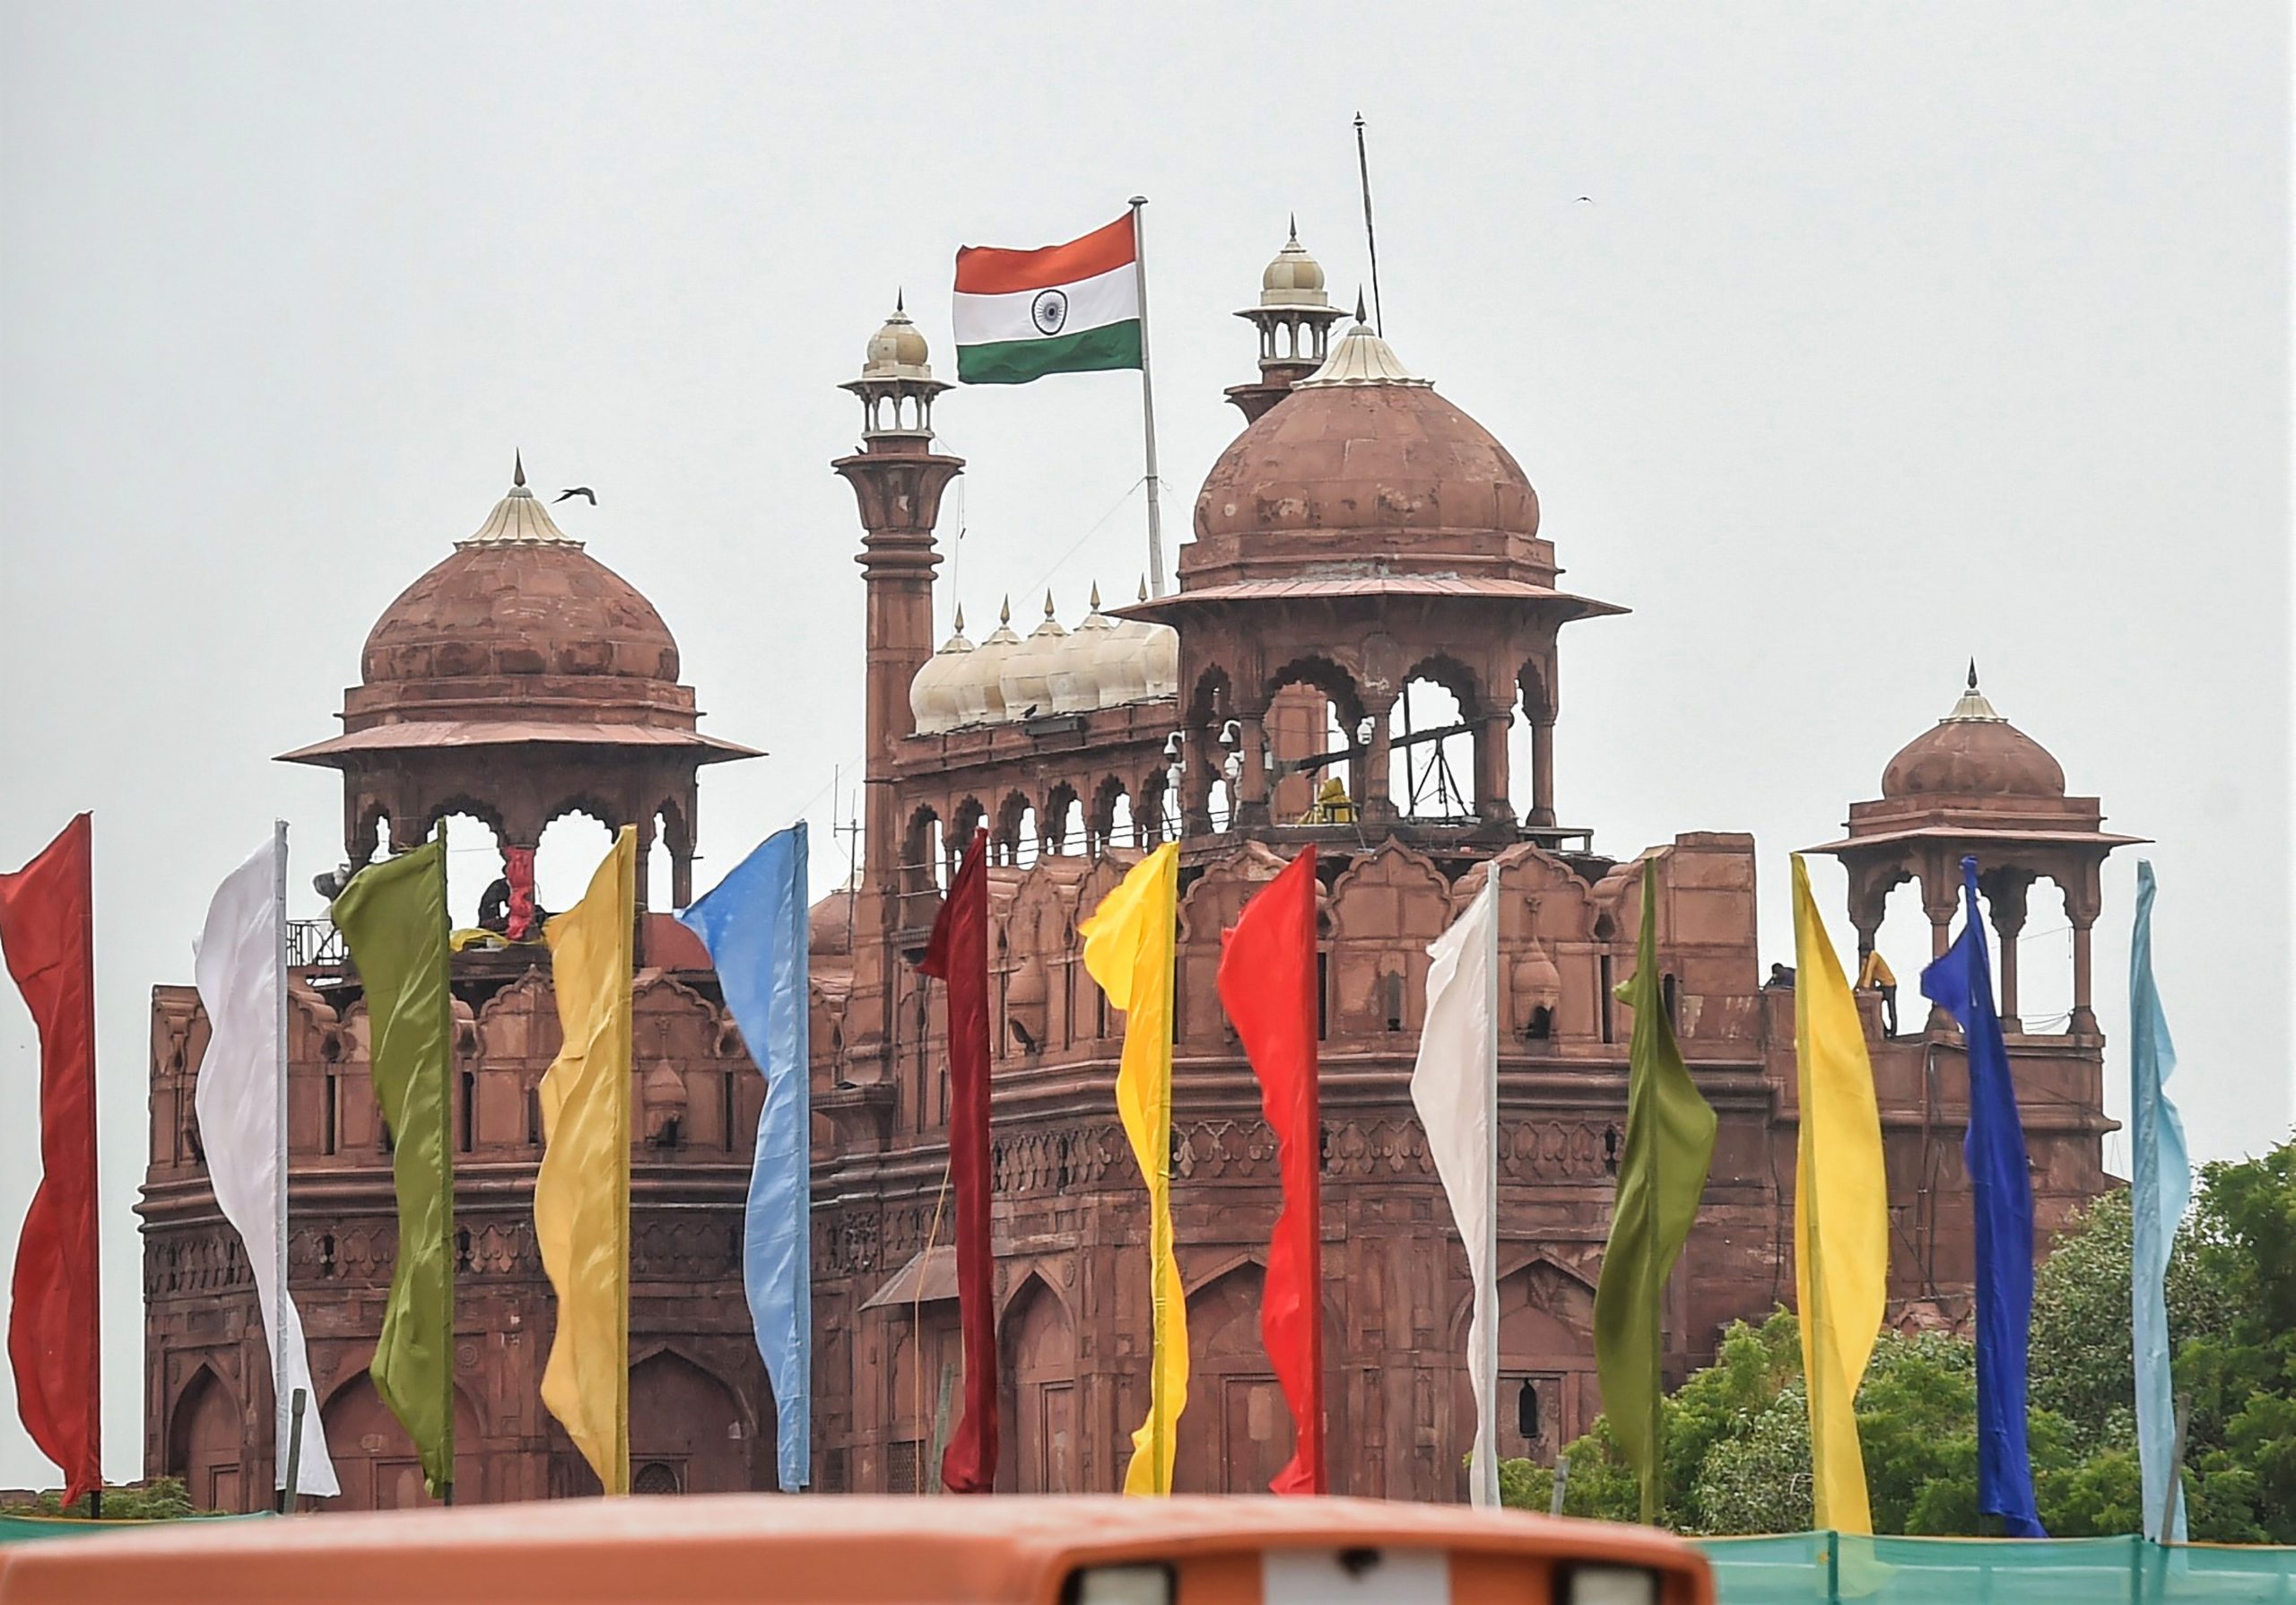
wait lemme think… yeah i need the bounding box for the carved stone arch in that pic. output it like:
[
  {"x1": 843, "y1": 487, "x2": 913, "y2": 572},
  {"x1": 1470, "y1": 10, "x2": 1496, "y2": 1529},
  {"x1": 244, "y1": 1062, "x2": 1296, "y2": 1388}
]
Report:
[
  {"x1": 951, "y1": 795, "x2": 987, "y2": 851},
  {"x1": 1187, "y1": 662, "x2": 1237, "y2": 728},
  {"x1": 1176, "y1": 841, "x2": 1292, "y2": 944},
  {"x1": 1088, "y1": 773, "x2": 1132, "y2": 851},
  {"x1": 628, "y1": 1345, "x2": 764, "y2": 1493},
  {"x1": 1265, "y1": 652, "x2": 1367, "y2": 731},
  {"x1": 997, "y1": 1270, "x2": 1078, "y2": 1493},
  {"x1": 422, "y1": 793, "x2": 509, "y2": 842},
  {"x1": 1175, "y1": 1260, "x2": 1295, "y2": 1494},
  {"x1": 1180, "y1": 1246, "x2": 1265, "y2": 1297},
  {"x1": 1400, "y1": 650, "x2": 1488, "y2": 718},
  {"x1": 166, "y1": 1360, "x2": 244, "y2": 1513},
  {"x1": 539, "y1": 793, "x2": 621, "y2": 836},
  {"x1": 317, "y1": 1366, "x2": 487, "y2": 1508},
  {"x1": 1324, "y1": 841, "x2": 1454, "y2": 938},
  {"x1": 352, "y1": 796, "x2": 396, "y2": 863},
  {"x1": 993, "y1": 789, "x2": 1034, "y2": 868},
  {"x1": 1440, "y1": 1257, "x2": 1601, "y2": 1477},
  {"x1": 901, "y1": 801, "x2": 944, "y2": 898},
  {"x1": 1325, "y1": 842, "x2": 1456, "y2": 1037},
  {"x1": 1042, "y1": 780, "x2": 1083, "y2": 856}
]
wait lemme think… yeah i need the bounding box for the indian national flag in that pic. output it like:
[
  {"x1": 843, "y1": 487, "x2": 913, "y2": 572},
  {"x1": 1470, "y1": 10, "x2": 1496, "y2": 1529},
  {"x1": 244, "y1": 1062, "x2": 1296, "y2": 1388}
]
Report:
[{"x1": 954, "y1": 214, "x2": 1143, "y2": 385}]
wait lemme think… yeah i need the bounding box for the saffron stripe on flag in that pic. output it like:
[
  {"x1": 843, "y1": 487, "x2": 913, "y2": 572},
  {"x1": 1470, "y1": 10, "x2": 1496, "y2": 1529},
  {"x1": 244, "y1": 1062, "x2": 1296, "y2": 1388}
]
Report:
[
  {"x1": 958, "y1": 321, "x2": 1143, "y2": 386},
  {"x1": 954, "y1": 215, "x2": 1135, "y2": 295}
]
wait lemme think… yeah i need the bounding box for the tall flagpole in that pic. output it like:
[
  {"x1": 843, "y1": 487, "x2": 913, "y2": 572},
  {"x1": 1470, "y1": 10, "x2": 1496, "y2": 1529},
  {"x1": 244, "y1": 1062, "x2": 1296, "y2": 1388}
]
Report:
[
  {"x1": 1354, "y1": 114, "x2": 1385, "y2": 336},
  {"x1": 272, "y1": 818, "x2": 292, "y2": 1501},
  {"x1": 1480, "y1": 861, "x2": 1500, "y2": 1505},
  {"x1": 1128, "y1": 196, "x2": 1168, "y2": 598}
]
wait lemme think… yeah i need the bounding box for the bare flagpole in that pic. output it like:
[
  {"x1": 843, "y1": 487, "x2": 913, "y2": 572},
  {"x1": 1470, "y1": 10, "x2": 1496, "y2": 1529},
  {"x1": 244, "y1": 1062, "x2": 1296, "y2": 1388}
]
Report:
[
  {"x1": 1128, "y1": 196, "x2": 1168, "y2": 598},
  {"x1": 273, "y1": 818, "x2": 293, "y2": 1505},
  {"x1": 1354, "y1": 114, "x2": 1385, "y2": 336}
]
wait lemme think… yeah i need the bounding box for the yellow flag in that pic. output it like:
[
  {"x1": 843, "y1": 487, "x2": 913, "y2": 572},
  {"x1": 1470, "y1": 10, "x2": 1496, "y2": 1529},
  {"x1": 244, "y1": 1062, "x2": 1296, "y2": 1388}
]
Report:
[
  {"x1": 1081, "y1": 842, "x2": 1187, "y2": 1496},
  {"x1": 1789, "y1": 855, "x2": 1889, "y2": 1534},
  {"x1": 537, "y1": 828, "x2": 636, "y2": 1496}
]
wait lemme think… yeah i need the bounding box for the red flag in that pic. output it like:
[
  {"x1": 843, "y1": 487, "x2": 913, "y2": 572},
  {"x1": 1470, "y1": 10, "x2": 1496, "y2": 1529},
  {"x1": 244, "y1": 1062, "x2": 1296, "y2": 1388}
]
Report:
[
  {"x1": 1218, "y1": 846, "x2": 1326, "y2": 1494},
  {"x1": 918, "y1": 829, "x2": 996, "y2": 1493},
  {"x1": 0, "y1": 816, "x2": 101, "y2": 1507}
]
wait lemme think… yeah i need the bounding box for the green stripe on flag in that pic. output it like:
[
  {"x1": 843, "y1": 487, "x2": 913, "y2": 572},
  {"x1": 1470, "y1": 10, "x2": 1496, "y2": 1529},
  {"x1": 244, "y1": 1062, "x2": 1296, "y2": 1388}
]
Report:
[{"x1": 958, "y1": 320, "x2": 1142, "y2": 385}]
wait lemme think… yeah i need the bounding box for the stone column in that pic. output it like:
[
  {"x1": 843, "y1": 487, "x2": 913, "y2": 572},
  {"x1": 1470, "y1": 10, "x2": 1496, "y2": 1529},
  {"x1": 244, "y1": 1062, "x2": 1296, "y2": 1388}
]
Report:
[
  {"x1": 1361, "y1": 695, "x2": 1398, "y2": 824},
  {"x1": 1233, "y1": 708, "x2": 1272, "y2": 829},
  {"x1": 1472, "y1": 711, "x2": 1516, "y2": 830},
  {"x1": 1527, "y1": 716, "x2": 1557, "y2": 827},
  {"x1": 2069, "y1": 915, "x2": 2098, "y2": 1036},
  {"x1": 1923, "y1": 872, "x2": 1960, "y2": 1032},
  {"x1": 1180, "y1": 726, "x2": 1215, "y2": 836}
]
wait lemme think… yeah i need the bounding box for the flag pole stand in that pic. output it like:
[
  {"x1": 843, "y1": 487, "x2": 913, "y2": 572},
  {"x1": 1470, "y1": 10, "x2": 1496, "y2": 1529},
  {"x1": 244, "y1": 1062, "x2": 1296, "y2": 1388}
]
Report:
[
  {"x1": 283, "y1": 1388, "x2": 307, "y2": 1512},
  {"x1": 1128, "y1": 196, "x2": 1167, "y2": 599}
]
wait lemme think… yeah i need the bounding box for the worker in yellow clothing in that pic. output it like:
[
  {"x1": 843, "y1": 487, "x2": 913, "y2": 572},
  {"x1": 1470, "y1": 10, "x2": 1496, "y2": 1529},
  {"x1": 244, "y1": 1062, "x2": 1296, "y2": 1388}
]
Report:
[
  {"x1": 1857, "y1": 948, "x2": 1898, "y2": 1036},
  {"x1": 1299, "y1": 775, "x2": 1355, "y2": 824}
]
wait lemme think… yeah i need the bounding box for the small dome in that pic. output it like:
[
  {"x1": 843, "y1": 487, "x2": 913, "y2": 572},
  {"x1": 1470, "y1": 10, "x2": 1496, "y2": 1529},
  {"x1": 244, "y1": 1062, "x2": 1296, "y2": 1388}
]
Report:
[
  {"x1": 966, "y1": 600, "x2": 1026, "y2": 724},
  {"x1": 808, "y1": 886, "x2": 854, "y2": 957},
  {"x1": 999, "y1": 594, "x2": 1071, "y2": 719},
  {"x1": 909, "y1": 613, "x2": 976, "y2": 735},
  {"x1": 861, "y1": 297, "x2": 932, "y2": 379},
  {"x1": 1101, "y1": 580, "x2": 1179, "y2": 709},
  {"x1": 1881, "y1": 667, "x2": 2067, "y2": 799},
  {"x1": 1195, "y1": 342, "x2": 1538, "y2": 545},
  {"x1": 362, "y1": 464, "x2": 677, "y2": 684},
  {"x1": 1258, "y1": 222, "x2": 1329, "y2": 309},
  {"x1": 1051, "y1": 589, "x2": 1118, "y2": 714}
]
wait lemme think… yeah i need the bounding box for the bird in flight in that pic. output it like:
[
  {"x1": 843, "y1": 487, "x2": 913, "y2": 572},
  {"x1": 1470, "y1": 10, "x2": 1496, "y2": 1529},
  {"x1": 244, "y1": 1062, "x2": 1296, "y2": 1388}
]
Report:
[
  {"x1": 1576, "y1": 196, "x2": 1596, "y2": 205},
  {"x1": 555, "y1": 486, "x2": 596, "y2": 505}
]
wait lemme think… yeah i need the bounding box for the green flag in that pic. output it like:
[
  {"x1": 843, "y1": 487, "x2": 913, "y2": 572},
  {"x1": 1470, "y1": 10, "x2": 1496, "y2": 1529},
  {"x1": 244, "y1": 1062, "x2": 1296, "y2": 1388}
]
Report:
[
  {"x1": 1594, "y1": 859, "x2": 1718, "y2": 1524},
  {"x1": 331, "y1": 830, "x2": 456, "y2": 1497}
]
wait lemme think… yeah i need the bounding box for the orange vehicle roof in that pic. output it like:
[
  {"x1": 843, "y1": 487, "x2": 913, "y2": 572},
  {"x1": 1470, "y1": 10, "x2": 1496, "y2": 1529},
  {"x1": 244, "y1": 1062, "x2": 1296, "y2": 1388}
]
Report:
[{"x1": 0, "y1": 1495, "x2": 1710, "y2": 1605}]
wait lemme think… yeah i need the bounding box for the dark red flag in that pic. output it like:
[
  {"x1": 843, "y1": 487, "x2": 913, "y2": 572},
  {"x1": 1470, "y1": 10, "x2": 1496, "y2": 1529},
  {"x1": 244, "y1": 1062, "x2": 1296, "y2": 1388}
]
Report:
[
  {"x1": 1218, "y1": 846, "x2": 1326, "y2": 1494},
  {"x1": 918, "y1": 829, "x2": 996, "y2": 1493},
  {"x1": 0, "y1": 816, "x2": 101, "y2": 1508}
]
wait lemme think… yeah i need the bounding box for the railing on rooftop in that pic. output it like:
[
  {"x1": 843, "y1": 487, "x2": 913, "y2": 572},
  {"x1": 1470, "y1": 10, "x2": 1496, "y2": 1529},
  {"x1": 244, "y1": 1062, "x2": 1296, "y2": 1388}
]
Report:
[{"x1": 286, "y1": 919, "x2": 347, "y2": 968}]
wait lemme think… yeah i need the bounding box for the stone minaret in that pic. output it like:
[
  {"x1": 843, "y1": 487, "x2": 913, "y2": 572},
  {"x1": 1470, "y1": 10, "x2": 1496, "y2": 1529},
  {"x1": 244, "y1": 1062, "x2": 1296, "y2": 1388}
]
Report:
[{"x1": 832, "y1": 298, "x2": 963, "y2": 941}]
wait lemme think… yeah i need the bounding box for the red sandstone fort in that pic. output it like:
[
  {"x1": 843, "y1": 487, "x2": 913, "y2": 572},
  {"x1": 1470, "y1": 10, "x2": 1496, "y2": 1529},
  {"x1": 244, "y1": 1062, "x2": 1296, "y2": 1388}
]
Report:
[{"x1": 140, "y1": 229, "x2": 2132, "y2": 1508}]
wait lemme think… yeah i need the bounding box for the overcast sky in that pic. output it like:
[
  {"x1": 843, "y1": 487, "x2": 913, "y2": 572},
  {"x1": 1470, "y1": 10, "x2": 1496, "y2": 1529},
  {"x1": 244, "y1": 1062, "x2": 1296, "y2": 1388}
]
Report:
[{"x1": 1, "y1": 2, "x2": 2285, "y2": 1490}]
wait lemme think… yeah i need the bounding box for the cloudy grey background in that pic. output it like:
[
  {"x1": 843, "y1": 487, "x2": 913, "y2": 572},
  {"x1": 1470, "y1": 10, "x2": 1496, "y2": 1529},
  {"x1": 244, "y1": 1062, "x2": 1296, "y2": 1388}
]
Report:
[{"x1": 1, "y1": 2, "x2": 2285, "y2": 1488}]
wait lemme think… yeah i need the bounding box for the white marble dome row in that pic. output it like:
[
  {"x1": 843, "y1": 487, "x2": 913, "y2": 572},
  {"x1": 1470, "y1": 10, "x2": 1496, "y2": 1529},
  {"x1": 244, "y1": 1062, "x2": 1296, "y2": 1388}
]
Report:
[{"x1": 911, "y1": 588, "x2": 1179, "y2": 734}]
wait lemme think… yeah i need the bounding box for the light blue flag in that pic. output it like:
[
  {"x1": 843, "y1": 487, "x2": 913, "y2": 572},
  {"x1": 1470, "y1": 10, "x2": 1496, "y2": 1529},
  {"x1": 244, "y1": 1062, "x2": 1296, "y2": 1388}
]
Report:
[
  {"x1": 2131, "y1": 859, "x2": 2190, "y2": 1541},
  {"x1": 678, "y1": 823, "x2": 811, "y2": 1490}
]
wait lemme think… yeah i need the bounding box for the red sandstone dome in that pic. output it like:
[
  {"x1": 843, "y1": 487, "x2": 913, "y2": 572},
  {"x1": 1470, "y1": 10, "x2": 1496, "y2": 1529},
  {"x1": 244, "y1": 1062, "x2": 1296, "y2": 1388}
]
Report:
[
  {"x1": 361, "y1": 482, "x2": 679, "y2": 685},
  {"x1": 1881, "y1": 670, "x2": 2066, "y2": 799},
  {"x1": 1192, "y1": 327, "x2": 1540, "y2": 546}
]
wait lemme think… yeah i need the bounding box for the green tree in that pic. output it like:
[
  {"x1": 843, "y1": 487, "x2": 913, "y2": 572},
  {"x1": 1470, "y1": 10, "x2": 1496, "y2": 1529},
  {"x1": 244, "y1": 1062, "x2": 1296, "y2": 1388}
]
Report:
[{"x1": 1500, "y1": 1132, "x2": 2296, "y2": 1540}]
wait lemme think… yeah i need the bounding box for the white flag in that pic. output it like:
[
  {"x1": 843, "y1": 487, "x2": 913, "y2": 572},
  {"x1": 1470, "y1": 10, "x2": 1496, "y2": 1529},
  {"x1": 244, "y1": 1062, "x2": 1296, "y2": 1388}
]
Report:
[
  {"x1": 194, "y1": 838, "x2": 339, "y2": 1497},
  {"x1": 1411, "y1": 864, "x2": 1501, "y2": 1507}
]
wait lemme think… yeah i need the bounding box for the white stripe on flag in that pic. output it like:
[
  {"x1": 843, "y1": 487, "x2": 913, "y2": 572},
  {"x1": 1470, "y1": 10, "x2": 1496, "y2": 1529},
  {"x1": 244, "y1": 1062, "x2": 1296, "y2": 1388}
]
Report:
[
  {"x1": 195, "y1": 842, "x2": 340, "y2": 1498},
  {"x1": 952, "y1": 260, "x2": 1139, "y2": 348}
]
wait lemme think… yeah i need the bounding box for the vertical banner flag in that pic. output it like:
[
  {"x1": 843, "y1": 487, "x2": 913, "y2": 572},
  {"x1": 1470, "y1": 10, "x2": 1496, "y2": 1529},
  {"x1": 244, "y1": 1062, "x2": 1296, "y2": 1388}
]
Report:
[
  {"x1": 916, "y1": 828, "x2": 995, "y2": 1495},
  {"x1": 538, "y1": 827, "x2": 637, "y2": 1496},
  {"x1": 331, "y1": 828, "x2": 456, "y2": 1497},
  {"x1": 0, "y1": 815, "x2": 102, "y2": 1508},
  {"x1": 1411, "y1": 863, "x2": 1501, "y2": 1508},
  {"x1": 954, "y1": 214, "x2": 1144, "y2": 385},
  {"x1": 1594, "y1": 859, "x2": 1718, "y2": 1526},
  {"x1": 1081, "y1": 842, "x2": 1187, "y2": 1496},
  {"x1": 680, "y1": 824, "x2": 813, "y2": 1492},
  {"x1": 2130, "y1": 860, "x2": 2190, "y2": 1542},
  {"x1": 1920, "y1": 856, "x2": 2046, "y2": 1538},
  {"x1": 1788, "y1": 855, "x2": 1887, "y2": 1535},
  {"x1": 195, "y1": 837, "x2": 339, "y2": 1497},
  {"x1": 1218, "y1": 847, "x2": 1326, "y2": 1495}
]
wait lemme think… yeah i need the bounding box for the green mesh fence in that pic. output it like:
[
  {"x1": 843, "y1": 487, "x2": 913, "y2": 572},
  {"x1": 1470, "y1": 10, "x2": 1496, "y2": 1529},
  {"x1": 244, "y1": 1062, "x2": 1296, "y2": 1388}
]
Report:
[
  {"x1": 1696, "y1": 1532, "x2": 2296, "y2": 1603},
  {"x1": 0, "y1": 1512, "x2": 268, "y2": 1543}
]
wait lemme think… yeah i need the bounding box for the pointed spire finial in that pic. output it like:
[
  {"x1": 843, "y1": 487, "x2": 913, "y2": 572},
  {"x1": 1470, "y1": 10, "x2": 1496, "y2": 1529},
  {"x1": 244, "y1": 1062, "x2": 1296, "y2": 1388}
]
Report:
[
  {"x1": 1043, "y1": 589, "x2": 1057, "y2": 619},
  {"x1": 999, "y1": 595, "x2": 1012, "y2": 626},
  {"x1": 953, "y1": 602, "x2": 965, "y2": 632},
  {"x1": 514, "y1": 449, "x2": 526, "y2": 488},
  {"x1": 1138, "y1": 575, "x2": 1149, "y2": 603},
  {"x1": 1090, "y1": 581, "x2": 1102, "y2": 610},
  {"x1": 895, "y1": 287, "x2": 905, "y2": 315},
  {"x1": 1287, "y1": 212, "x2": 1299, "y2": 246},
  {"x1": 1967, "y1": 657, "x2": 1980, "y2": 693},
  {"x1": 1353, "y1": 288, "x2": 1369, "y2": 325}
]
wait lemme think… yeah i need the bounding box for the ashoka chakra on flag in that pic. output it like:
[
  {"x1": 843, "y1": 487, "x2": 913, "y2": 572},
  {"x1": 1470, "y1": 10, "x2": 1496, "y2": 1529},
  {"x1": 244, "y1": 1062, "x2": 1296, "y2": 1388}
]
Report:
[{"x1": 954, "y1": 214, "x2": 1142, "y2": 385}]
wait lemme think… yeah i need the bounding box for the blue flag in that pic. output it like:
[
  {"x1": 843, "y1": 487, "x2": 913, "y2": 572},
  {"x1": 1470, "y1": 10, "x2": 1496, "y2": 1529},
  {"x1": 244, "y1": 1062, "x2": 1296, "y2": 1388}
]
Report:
[
  {"x1": 1919, "y1": 857, "x2": 2046, "y2": 1538},
  {"x1": 678, "y1": 823, "x2": 811, "y2": 1491},
  {"x1": 2130, "y1": 860, "x2": 2191, "y2": 1541}
]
